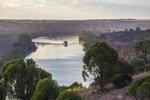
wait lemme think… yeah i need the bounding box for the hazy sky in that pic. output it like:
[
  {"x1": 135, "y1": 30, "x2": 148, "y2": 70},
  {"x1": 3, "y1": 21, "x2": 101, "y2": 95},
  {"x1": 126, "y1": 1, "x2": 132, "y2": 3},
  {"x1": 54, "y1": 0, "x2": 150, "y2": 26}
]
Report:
[{"x1": 0, "y1": 0, "x2": 150, "y2": 19}]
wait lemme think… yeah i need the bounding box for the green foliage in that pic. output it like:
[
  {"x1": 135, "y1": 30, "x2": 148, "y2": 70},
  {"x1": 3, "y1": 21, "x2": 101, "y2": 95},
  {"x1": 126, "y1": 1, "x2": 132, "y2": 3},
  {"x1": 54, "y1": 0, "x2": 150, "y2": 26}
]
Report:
[
  {"x1": 82, "y1": 41, "x2": 118, "y2": 92},
  {"x1": 127, "y1": 53, "x2": 148, "y2": 73},
  {"x1": 0, "y1": 85, "x2": 7, "y2": 100},
  {"x1": 78, "y1": 31, "x2": 99, "y2": 50},
  {"x1": 145, "y1": 65, "x2": 150, "y2": 71},
  {"x1": 139, "y1": 66, "x2": 145, "y2": 72},
  {"x1": 128, "y1": 75, "x2": 150, "y2": 100},
  {"x1": 59, "y1": 82, "x2": 83, "y2": 92},
  {"x1": 56, "y1": 91, "x2": 84, "y2": 100},
  {"x1": 128, "y1": 56, "x2": 145, "y2": 67},
  {"x1": 134, "y1": 39, "x2": 150, "y2": 67},
  {"x1": 0, "y1": 58, "x2": 51, "y2": 100},
  {"x1": 134, "y1": 39, "x2": 150, "y2": 55},
  {"x1": 113, "y1": 74, "x2": 132, "y2": 88},
  {"x1": 59, "y1": 86, "x2": 70, "y2": 92},
  {"x1": 118, "y1": 59, "x2": 133, "y2": 74},
  {"x1": 5, "y1": 33, "x2": 37, "y2": 60},
  {"x1": 136, "y1": 53, "x2": 146, "y2": 59},
  {"x1": 70, "y1": 82, "x2": 83, "y2": 89},
  {"x1": 31, "y1": 78, "x2": 60, "y2": 100}
]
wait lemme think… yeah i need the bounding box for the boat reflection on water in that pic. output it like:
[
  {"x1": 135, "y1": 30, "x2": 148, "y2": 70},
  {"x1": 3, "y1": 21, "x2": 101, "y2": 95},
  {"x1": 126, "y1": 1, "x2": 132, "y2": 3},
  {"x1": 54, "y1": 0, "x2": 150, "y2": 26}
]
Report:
[{"x1": 63, "y1": 41, "x2": 68, "y2": 47}]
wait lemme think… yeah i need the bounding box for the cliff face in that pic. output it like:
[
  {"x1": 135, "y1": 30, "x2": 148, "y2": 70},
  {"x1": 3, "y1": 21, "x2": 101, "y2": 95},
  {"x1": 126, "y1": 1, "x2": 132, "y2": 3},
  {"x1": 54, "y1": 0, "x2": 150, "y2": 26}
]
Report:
[{"x1": 99, "y1": 30, "x2": 150, "y2": 58}]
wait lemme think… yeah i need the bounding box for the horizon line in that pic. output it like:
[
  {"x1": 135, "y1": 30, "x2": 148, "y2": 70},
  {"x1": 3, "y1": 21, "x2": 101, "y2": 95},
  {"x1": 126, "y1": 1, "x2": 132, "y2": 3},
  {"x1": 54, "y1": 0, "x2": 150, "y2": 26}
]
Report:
[{"x1": 0, "y1": 18, "x2": 150, "y2": 21}]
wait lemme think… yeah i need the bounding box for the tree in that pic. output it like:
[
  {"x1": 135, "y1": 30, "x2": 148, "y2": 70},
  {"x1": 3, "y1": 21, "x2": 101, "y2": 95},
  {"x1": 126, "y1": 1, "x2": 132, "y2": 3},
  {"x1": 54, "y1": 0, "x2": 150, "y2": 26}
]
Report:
[
  {"x1": 129, "y1": 28, "x2": 134, "y2": 32},
  {"x1": 135, "y1": 27, "x2": 141, "y2": 32},
  {"x1": 128, "y1": 57, "x2": 145, "y2": 67},
  {"x1": 82, "y1": 41, "x2": 118, "y2": 92},
  {"x1": 128, "y1": 75, "x2": 150, "y2": 100},
  {"x1": 134, "y1": 40, "x2": 145, "y2": 55},
  {"x1": 56, "y1": 91, "x2": 83, "y2": 100},
  {"x1": 0, "y1": 58, "x2": 52, "y2": 100},
  {"x1": 134, "y1": 39, "x2": 150, "y2": 66},
  {"x1": 124, "y1": 28, "x2": 128, "y2": 32},
  {"x1": 6, "y1": 33, "x2": 37, "y2": 60},
  {"x1": 70, "y1": 82, "x2": 83, "y2": 89},
  {"x1": 113, "y1": 74, "x2": 132, "y2": 88},
  {"x1": 118, "y1": 59, "x2": 133, "y2": 74},
  {"x1": 31, "y1": 78, "x2": 60, "y2": 100},
  {"x1": 0, "y1": 85, "x2": 7, "y2": 100}
]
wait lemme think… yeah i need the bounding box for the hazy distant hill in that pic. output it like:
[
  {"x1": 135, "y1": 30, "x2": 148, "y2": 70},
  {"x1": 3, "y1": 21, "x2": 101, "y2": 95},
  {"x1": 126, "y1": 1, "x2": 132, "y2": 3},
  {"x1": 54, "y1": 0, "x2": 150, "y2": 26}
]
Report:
[
  {"x1": 1, "y1": 19, "x2": 150, "y2": 35},
  {"x1": 0, "y1": 19, "x2": 150, "y2": 56}
]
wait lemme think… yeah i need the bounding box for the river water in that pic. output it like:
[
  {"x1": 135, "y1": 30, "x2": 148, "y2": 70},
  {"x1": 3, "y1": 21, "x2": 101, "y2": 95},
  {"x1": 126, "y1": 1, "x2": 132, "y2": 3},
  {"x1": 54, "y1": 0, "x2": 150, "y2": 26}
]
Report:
[{"x1": 26, "y1": 36, "x2": 89, "y2": 86}]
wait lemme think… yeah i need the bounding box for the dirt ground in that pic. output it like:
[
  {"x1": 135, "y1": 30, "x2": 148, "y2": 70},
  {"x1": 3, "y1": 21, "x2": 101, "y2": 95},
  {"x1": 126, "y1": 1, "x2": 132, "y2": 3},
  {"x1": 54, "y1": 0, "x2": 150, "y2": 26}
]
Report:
[{"x1": 78, "y1": 72, "x2": 150, "y2": 100}]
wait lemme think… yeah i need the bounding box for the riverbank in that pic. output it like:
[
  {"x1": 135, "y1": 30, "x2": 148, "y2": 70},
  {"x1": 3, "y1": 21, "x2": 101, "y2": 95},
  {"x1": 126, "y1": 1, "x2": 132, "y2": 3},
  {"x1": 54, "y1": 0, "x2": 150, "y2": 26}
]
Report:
[
  {"x1": 0, "y1": 33, "x2": 37, "y2": 66},
  {"x1": 0, "y1": 19, "x2": 150, "y2": 58}
]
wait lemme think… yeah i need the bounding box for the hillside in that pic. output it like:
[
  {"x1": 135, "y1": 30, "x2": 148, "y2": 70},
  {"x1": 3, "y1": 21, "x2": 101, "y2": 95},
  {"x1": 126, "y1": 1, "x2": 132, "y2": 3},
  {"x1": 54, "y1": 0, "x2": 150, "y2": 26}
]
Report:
[
  {"x1": 78, "y1": 71, "x2": 150, "y2": 100},
  {"x1": 0, "y1": 19, "x2": 150, "y2": 57}
]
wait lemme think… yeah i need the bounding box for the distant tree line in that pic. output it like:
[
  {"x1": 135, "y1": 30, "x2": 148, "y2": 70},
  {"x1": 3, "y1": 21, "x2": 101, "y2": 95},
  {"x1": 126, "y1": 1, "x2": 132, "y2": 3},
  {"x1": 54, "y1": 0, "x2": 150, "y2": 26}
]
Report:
[
  {"x1": 0, "y1": 33, "x2": 37, "y2": 66},
  {"x1": 79, "y1": 28, "x2": 150, "y2": 51},
  {"x1": 8, "y1": 33, "x2": 37, "y2": 59}
]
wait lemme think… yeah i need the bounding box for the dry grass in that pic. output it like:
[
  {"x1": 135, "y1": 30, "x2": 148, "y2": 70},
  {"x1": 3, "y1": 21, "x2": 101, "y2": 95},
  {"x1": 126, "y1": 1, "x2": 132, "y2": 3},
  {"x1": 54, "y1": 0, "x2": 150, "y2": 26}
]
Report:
[{"x1": 78, "y1": 72, "x2": 150, "y2": 100}]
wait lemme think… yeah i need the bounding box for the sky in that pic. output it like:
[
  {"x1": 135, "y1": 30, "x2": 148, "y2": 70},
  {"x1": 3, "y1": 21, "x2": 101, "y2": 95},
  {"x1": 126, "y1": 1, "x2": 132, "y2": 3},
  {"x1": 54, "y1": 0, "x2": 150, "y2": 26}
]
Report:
[{"x1": 0, "y1": 0, "x2": 150, "y2": 20}]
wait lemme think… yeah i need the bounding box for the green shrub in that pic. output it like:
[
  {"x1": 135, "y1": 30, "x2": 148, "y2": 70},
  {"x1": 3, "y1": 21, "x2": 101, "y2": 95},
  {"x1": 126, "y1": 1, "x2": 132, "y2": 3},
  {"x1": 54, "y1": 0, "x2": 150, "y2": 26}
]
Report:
[
  {"x1": 145, "y1": 65, "x2": 150, "y2": 71},
  {"x1": 59, "y1": 85, "x2": 70, "y2": 92},
  {"x1": 31, "y1": 78, "x2": 60, "y2": 100},
  {"x1": 59, "y1": 82, "x2": 83, "y2": 92},
  {"x1": 128, "y1": 57, "x2": 145, "y2": 67},
  {"x1": 56, "y1": 91, "x2": 84, "y2": 100},
  {"x1": 118, "y1": 59, "x2": 133, "y2": 74},
  {"x1": 136, "y1": 54, "x2": 146, "y2": 59},
  {"x1": 113, "y1": 74, "x2": 132, "y2": 88},
  {"x1": 139, "y1": 66, "x2": 145, "y2": 72},
  {"x1": 128, "y1": 75, "x2": 150, "y2": 100},
  {"x1": 70, "y1": 82, "x2": 83, "y2": 89}
]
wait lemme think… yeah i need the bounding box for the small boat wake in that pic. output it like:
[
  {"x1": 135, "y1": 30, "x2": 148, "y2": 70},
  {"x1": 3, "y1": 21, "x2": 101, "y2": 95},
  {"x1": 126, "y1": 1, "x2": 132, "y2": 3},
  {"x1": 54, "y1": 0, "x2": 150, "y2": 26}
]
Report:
[
  {"x1": 34, "y1": 41, "x2": 79, "y2": 46},
  {"x1": 32, "y1": 37, "x2": 79, "y2": 47}
]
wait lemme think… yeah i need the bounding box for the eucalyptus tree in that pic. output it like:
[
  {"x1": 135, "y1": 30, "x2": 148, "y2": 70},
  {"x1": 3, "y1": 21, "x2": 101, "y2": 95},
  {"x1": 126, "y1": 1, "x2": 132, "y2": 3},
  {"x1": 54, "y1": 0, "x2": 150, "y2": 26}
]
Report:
[
  {"x1": 82, "y1": 41, "x2": 118, "y2": 92},
  {"x1": 128, "y1": 75, "x2": 150, "y2": 100},
  {"x1": 31, "y1": 78, "x2": 60, "y2": 100},
  {"x1": 0, "y1": 58, "x2": 52, "y2": 100}
]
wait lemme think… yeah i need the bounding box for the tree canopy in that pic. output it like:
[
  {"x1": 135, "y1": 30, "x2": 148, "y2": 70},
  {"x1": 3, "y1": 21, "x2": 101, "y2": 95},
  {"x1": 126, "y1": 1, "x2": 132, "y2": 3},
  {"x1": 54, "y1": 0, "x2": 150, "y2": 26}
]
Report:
[
  {"x1": 31, "y1": 78, "x2": 60, "y2": 100},
  {"x1": 56, "y1": 91, "x2": 83, "y2": 100},
  {"x1": 128, "y1": 75, "x2": 150, "y2": 100},
  {"x1": 82, "y1": 41, "x2": 118, "y2": 92},
  {"x1": 5, "y1": 33, "x2": 37, "y2": 61},
  {"x1": 0, "y1": 58, "x2": 52, "y2": 100},
  {"x1": 134, "y1": 39, "x2": 150, "y2": 55},
  {"x1": 134, "y1": 39, "x2": 150, "y2": 67},
  {"x1": 118, "y1": 59, "x2": 133, "y2": 74}
]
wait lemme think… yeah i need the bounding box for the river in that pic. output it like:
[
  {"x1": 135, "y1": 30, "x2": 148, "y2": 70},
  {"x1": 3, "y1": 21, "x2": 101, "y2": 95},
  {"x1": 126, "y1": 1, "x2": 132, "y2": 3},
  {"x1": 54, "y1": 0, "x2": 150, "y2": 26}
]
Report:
[{"x1": 26, "y1": 36, "x2": 89, "y2": 86}]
